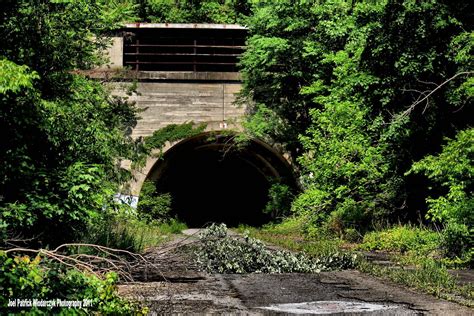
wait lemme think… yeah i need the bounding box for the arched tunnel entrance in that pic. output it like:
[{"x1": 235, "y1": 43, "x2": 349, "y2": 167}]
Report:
[{"x1": 145, "y1": 132, "x2": 296, "y2": 227}]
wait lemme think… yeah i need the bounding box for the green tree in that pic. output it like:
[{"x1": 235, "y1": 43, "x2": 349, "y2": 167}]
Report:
[
  {"x1": 240, "y1": 0, "x2": 472, "y2": 235},
  {"x1": 0, "y1": 0, "x2": 138, "y2": 245},
  {"x1": 136, "y1": 180, "x2": 172, "y2": 223},
  {"x1": 136, "y1": 0, "x2": 251, "y2": 24}
]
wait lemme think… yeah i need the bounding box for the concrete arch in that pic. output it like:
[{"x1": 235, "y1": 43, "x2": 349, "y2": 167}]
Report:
[{"x1": 132, "y1": 131, "x2": 296, "y2": 226}]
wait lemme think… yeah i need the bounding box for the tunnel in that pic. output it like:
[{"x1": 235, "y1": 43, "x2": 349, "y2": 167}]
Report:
[{"x1": 145, "y1": 132, "x2": 296, "y2": 227}]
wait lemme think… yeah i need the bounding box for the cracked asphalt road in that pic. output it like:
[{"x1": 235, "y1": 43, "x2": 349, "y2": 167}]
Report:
[{"x1": 118, "y1": 232, "x2": 473, "y2": 315}]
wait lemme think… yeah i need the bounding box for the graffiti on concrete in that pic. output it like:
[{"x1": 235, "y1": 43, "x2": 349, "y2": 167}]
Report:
[{"x1": 113, "y1": 194, "x2": 139, "y2": 208}]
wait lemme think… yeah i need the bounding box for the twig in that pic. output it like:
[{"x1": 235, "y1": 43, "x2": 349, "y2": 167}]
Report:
[{"x1": 399, "y1": 71, "x2": 473, "y2": 118}]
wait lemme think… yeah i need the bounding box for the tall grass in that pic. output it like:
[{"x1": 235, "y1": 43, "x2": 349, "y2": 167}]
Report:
[
  {"x1": 358, "y1": 225, "x2": 441, "y2": 255},
  {"x1": 82, "y1": 215, "x2": 187, "y2": 253},
  {"x1": 237, "y1": 217, "x2": 343, "y2": 257}
]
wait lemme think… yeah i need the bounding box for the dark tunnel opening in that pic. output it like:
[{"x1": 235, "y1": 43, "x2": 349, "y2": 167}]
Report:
[{"x1": 146, "y1": 133, "x2": 295, "y2": 227}]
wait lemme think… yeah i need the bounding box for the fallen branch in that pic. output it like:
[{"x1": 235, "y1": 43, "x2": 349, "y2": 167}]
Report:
[
  {"x1": 3, "y1": 243, "x2": 165, "y2": 282},
  {"x1": 399, "y1": 71, "x2": 473, "y2": 118}
]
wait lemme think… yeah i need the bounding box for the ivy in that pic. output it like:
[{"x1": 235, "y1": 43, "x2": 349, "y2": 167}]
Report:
[{"x1": 144, "y1": 122, "x2": 207, "y2": 152}]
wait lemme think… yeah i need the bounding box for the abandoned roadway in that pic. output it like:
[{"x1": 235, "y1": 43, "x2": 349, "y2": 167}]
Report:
[{"x1": 118, "y1": 230, "x2": 472, "y2": 315}]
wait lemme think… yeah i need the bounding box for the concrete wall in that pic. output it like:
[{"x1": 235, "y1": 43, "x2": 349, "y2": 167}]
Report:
[
  {"x1": 99, "y1": 37, "x2": 123, "y2": 70},
  {"x1": 111, "y1": 81, "x2": 245, "y2": 138},
  {"x1": 110, "y1": 79, "x2": 246, "y2": 196}
]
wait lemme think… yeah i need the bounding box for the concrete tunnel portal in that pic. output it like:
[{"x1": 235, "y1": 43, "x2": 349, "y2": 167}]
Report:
[{"x1": 145, "y1": 132, "x2": 296, "y2": 227}]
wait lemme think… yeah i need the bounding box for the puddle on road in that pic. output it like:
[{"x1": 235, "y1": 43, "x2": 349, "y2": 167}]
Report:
[{"x1": 258, "y1": 300, "x2": 403, "y2": 314}]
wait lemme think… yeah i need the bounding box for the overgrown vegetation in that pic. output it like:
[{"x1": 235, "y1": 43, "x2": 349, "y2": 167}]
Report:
[
  {"x1": 244, "y1": 221, "x2": 473, "y2": 306},
  {"x1": 1, "y1": 0, "x2": 472, "y2": 312},
  {"x1": 359, "y1": 226, "x2": 441, "y2": 254},
  {"x1": 0, "y1": 1, "x2": 151, "y2": 312},
  {"x1": 144, "y1": 122, "x2": 207, "y2": 153},
  {"x1": 134, "y1": 0, "x2": 251, "y2": 24},
  {"x1": 0, "y1": 252, "x2": 146, "y2": 314},
  {"x1": 264, "y1": 182, "x2": 294, "y2": 219},
  {"x1": 238, "y1": 217, "x2": 344, "y2": 257},
  {"x1": 239, "y1": 0, "x2": 472, "y2": 267},
  {"x1": 82, "y1": 214, "x2": 185, "y2": 253},
  {"x1": 136, "y1": 180, "x2": 173, "y2": 224},
  {"x1": 194, "y1": 224, "x2": 356, "y2": 274},
  {"x1": 0, "y1": 0, "x2": 140, "y2": 247},
  {"x1": 358, "y1": 259, "x2": 473, "y2": 307}
]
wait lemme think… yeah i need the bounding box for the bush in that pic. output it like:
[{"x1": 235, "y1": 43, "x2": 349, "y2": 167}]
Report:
[
  {"x1": 409, "y1": 128, "x2": 473, "y2": 226},
  {"x1": 264, "y1": 182, "x2": 294, "y2": 218},
  {"x1": 442, "y1": 222, "x2": 472, "y2": 262},
  {"x1": 291, "y1": 188, "x2": 331, "y2": 223},
  {"x1": 136, "y1": 180, "x2": 172, "y2": 223},
  {"x1": 359, "y1": 226, "x2": 441, "y2": 254},
  {"x1": 0, "y1": 252, "x2": 145, "y2": 314}
]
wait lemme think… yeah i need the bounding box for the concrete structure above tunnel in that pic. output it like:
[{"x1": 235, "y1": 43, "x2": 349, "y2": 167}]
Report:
[
  {"x1": 85, "y1": 24, "x2": 293, "y2": 204},
  {"x1": 81, "y1": 23, "x2": 249, "y2": 140}
]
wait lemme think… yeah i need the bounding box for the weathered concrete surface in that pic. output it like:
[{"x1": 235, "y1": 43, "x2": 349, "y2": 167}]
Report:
[
  {"x1": 99, "y1": 37, "x2": 123, "y2": 70},
  {"x1": 110, "y1": 81, "x2": 245, "y2": 138},
  {"x1": 118, "y1": 234, "x2": 473, "y2": 315},
  {"x1": 109, "y1": 79, "x2": 247, "y2": 196}
]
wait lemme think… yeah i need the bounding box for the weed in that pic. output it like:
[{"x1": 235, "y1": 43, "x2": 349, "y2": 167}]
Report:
[
  {"x1": 358, "y1": 259, "x2": 473, "y2": 307},
  {"x1": 358, "y1": 225, "x2": 441, "y2": 255},
  {"x1": 82, "y1": 215, "x2": 187, "y2": 253}
]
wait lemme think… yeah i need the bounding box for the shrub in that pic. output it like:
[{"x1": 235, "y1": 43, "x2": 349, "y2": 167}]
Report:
[
  {"x1": 359, "y1": 226, "x2": 441, "y2": 254},
  {"x1": 441, "y1": 222, "x2": 472, "y2": 263},
  {"x1": 136, "y1": 180, "x2": 172, "y2": 223},
  {"x1": 326, "y1": 199, "x2": 368, "y2": 236},
  {"x1": 264, "y1": 182, "x2": 294, "y2": 218},
  {"x1": 291, "y1": 188, "x2": 331, "y2": 223},
  {"x1": 0, "y1": 252, "x2": 145, "y2": 314},
  {"x1": 409, "y1": 128, "x2": 473, "y2": 226}
]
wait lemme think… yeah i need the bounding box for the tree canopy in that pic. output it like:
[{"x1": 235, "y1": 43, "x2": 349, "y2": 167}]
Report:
[
  {"x1": 0, "y1": 0, "x2": 139, "y2": 245},
  {"x1": 239, "y1": 0, "x2": 473, "y2": 239}
]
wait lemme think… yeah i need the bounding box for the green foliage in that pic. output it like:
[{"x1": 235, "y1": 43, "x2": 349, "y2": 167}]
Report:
[
  {"x1": 0, "y1": 252, "x2": 145, "y2": 314},
  {"x1": 82, "y1": 214, "x2": 185, "y2": 253},
  {"x1": 136, "y1": 180, "x2": 172, "y2": 223},
  {"x1": 131, "y1": 122, "x2": 208, "y2": 169},
  {"x1": 0, "y1": 1, "x2": 139, "y2": 245},
  {"x1": 239, "y1": 218, "x2": 345, "y2": 258},
  {"x1": 359, "y1": 226, "x2": 441, "y2": 255},
  {"x1": 156, "y1": 218, "x2": 188, "y2": 235},
  {"x1": 137, "y1": 0, "x2": 250, "y2": 24},
  {"x1": 196, "y1": 224, "x2": 356, "y2": 274},
  {"x1": 0, "y1": 59, "x2": 39, "y2": 94},
  {"x1": 130, "y1": 122, "x2": 207, "y2": 173},
  {"x1": 358, "y1": 258, "x2": 473, "y2": 305},
  {"x1": 441, "y1": 222, "x2": 472, "y2": 265},
  {"x1": 264, "y1": 182, "x2": 294, "y2": 218},
  {"x1": 145, "y1": 122, "x2": 207, "y2": 151},
  {"x1": 409, "y1": 128, "x2": 473, "y2": 226},
  {"x1": 241, "y1": 0, "x2": 473, "y2": 244}
]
